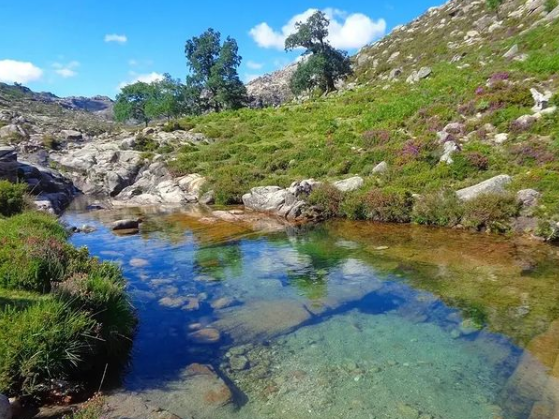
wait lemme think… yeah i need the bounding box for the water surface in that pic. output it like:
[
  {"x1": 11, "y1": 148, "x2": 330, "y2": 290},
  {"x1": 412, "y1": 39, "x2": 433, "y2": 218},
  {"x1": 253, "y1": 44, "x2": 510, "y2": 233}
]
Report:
[{"x1": 63, "y1": 205, "x2": 559, "y2": 419}]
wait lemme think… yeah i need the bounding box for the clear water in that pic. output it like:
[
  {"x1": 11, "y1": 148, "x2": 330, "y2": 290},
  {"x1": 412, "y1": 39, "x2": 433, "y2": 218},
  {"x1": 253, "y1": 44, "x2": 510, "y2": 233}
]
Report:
[{"x1": 63, "y1": 205, "x2": 559, "y2": 419}]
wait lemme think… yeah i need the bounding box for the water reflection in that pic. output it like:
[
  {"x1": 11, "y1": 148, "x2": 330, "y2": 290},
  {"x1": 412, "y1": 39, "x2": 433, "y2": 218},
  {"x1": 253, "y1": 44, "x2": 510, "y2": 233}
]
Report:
[{"x1": 63, "y1": 205, "x2": 559, "y2": 419}]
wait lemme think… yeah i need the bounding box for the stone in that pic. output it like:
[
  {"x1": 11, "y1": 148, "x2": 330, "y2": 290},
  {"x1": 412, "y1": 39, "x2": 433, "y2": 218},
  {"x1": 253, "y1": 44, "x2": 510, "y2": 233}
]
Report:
[
  {"x1": 60, "y1": 129, "x2": 83, "y2": 141},
  {"x1": 159, "y1": 296, "x2": 186, "y2": 309},
  {"x1": 503, "y1": 44, "x2": 519, "y2": 59},
  {"x1": 100, "y1": 393, "x2": 181, "y2": 419},
  {"x1": 372, "y1": 161, "x2": 389, "y2": 174},
  {"x1": 0, "y1": 394, "x2": 11, "y2": 419},
  {"x1": 389, "y1": 67, "x2": 403, "y2": 80},
  {"x1": 530, "y1": 88, "x2": 553, "y2": 112},
  {"x1": 514, "y1": 115, "x2": 538, "y2": 131},
  {"x1": 183, "y1": 297, "x2": 200, "y2": 311},
  {"x1": 493, "y1": 133, "x2": 509, "y2": 144},
  {"x1": 130, "y1": 258, "x2": 149, "y2": 268},
  {"x1": 111, "y1": 219, "x2": 140, "y2": 231},
  {"x1": 188, "y1": 328, "x2": 221, "y2": 344},
  {"x1": 0, "y1": 146, "x2": 16, "y2": 162},
  {"x1": 229, "y1": 355, "x2": 249, "y2": 371},
  {"x1": 211, "y1": 297, "x2": 238, "y2": 310},
  {"x1": 200, "y1": 190, "x2": 215, "y2": 205},
  {"x1": 517, "y1": 189, "x2": 541, "y2": 208},
  {"x1": 333, "y1": 176, "x2": 364, "y2": 192},
  {"x1": 440, "y1": 141, "x2": 459, "y2": 164},
  {"x1": 407, "y1": 67, "x2": 432, "y2": 84},
  {"x1": 456, "y1": 175, "x2": 512, "y2": 201}
]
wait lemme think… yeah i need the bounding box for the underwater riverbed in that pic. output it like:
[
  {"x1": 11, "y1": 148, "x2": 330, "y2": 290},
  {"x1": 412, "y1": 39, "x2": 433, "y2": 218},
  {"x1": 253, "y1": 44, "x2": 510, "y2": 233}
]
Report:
[{"x1": 63, "y1": 204, "x2": 559, "y2": 419}]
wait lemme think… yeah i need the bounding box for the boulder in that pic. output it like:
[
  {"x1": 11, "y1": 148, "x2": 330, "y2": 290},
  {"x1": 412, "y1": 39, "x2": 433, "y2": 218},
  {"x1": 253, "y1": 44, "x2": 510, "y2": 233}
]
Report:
[
  {"x1": 188, "y1": 328, "x2": 221, "y2": 344},
  {"x1": 60, "y1": 129, "x2": 83, "y2": 141},
  {"x1": 440, "y1": 141, "x2": 459, "y2": 164},
  {"x1": 456, "y1": 175, "x2": 512, "y2": 201},
  {"x1": 389, "y1": 67, "x2": 403, "y2": 80},
  {"x1": 406, "y1": 67, "x2": 432, "y2": 84},
  {"x1": 503, "y1": 44, "x2": 519, "y2": 59},
  {"x1": 111, "y1": 219, "x2": 140, "y2": 231},
  {"x1": 372, "y1": 161, "x2": 389, "y2": 174},
  {"x1": 0, "y1": 394, "x2": 11, "y2": 419},
  {"x1": 0, "y1": 146, "x2": 16, "y2": 162},
  {"x1": 530, "y1": 88, "x2": 553, "y2": 112},
  {"x1": 333, "y1": 176, "x2": 364, "y2": 192},
  {"x1": 517, "y1": 189, "x2": 541, "y2": 208},
  {"x1": 200, "y1": 190, "x2": 215, "y2": 205}
]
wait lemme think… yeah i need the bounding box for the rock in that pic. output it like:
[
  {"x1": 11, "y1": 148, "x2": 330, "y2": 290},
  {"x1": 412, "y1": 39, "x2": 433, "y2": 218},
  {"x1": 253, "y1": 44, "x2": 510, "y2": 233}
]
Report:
[
  {"x1": 130, "y1": 258, "x2": 149, "y2": 268},
  {"x1": 514, "y1": 115, "x2": 538, "y2": 131},
  {"x1": 388, "y1": 51, "x2": 401, "y2": 63},
  {"x1": 389, "y1": 67, "x2": 403, "y2": 80},
  {"x1": 200, "y1": 190, "x2": 215, "y2": 205},
  {"x1": 333, "y1": 176, "x2": 364, "y2": 192},
  {"x1": 211, "y1": 297, "x2": 238, "y2": 310},
  {"x1": 0, "y1": 394, "x2": 11, "y2": 419},
  {"x1": 159, "y1": 296, "x2": 186, "y2": 309},
  {"x1": 59, "y1": 129, "x2": 82, "y2": 141},
  {"x1": 406, "y1": 67, "x2": 432, "y2": 84},
  {"x1": 443, "y1": 122, "x2": 465, "y2": 135},
  {"x1": 0, "y1": 146, "x2": 16, "y2": 162},
  {"x1": 183, "y1": 297, "x2": 200, "y2": 311},
  {"x1": 493, "y1": 133, "x2": 509, "y2": 144},
  {"x1": 111, "y1": 219, "x2": 140, "y2": 231},
  {"x1": 440, "y1": 141, "x2": 459, "y2": 164},
  {"x1": 372, "y1": 161, "x2": 389, "y2": 174},
  {"x1": 530, "y1": 88, "x2": 553, "y2": 112},
  {"x1": 456, "y1": 175, "x2": 512, "y2": 201},
  {"x1": 101, "y1": 393, "x2": 181, "y2": 419},
  {"x1": 183, "y1": 363, "x2": 233, "y2": 406},
  {"x1": 517, "y1": 189, "x2": 541, "y2": 208},
  {"x1": 229, "y1": 355, "x2": 249, "y2": 371},
  {"x1": 503, "y1": 44, "x2": 519, "y2": 59},
  {"x1": 188, "y1": 328, "x2": 221, "y2": 344},
  {"x1": 246, "y1": 62, "x2": 298, "y2": 108}
]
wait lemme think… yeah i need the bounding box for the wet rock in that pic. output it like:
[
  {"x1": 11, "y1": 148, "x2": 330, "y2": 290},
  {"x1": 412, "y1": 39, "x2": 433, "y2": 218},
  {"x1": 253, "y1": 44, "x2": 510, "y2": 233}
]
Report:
[
  {"x1": 183, "y1": 363, "x2": 233, "y2": 407},
  {"x1": 398, "y1": 403, "x2": 420, "y2": 419},
  {"x1": 102, "y1": 393, "x2": 181, "y2": 419},
  {"x1": 194, "y1": 274, "x2": 220, "y2": 283},
  {"x1": 200, "y1": 190, "x2": 215, "y2": 205},
  {"x1": 0, "y1": 394, "x2": 11, "y2": 419},
  {"x1": 130, "y1": 258, "x2": 149, "y2": 268},
  {"x1": 188, "y1": 328, "x2": 221, "y2": 344},
  {"x1": 456, "y1": 175, "x2": 512, "y2": 201},
  {"x1": 77, "y1": 224, "x2": 96, "y2": 234},
  {"x1": 211, "y1": 297, "x2": 238, "y2": 310},
  {"x1": 183, "y1": 297, "x2": 200, "y2": 311},
  {"x1": 158, "y1": 296, "x2": 186, "y2": 309},
  {"x1": 333, "y1": 176, "x2": 364, "y2": 192},
  {"x1": 111, "y1": 218, "x2": 141, "y2": 231},
  {"x1": 229, "y1": 355, "x2": 249, "y2": 371}
]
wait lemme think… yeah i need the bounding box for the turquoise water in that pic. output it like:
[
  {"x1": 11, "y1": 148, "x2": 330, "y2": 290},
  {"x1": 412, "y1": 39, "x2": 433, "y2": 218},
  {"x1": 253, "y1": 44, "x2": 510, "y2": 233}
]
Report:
[{"x1": 63, "y1": 205, "x2": 559, "y2": 419}]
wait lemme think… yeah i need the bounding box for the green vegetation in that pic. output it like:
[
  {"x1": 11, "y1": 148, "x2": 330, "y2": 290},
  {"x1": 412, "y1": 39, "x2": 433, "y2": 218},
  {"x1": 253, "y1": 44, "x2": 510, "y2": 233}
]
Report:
[
  {"x1": 486, "y1": 0, "x2": 504, "y2": 11},
  {"x1": 285, "y1": 11, "x2": 351, "y2": 94},
  {"x1": 0, "y1": 181, "x2": 27, "y2": 217},
  {"x1": 0, "y1": 187, "x2": 134, "y2": 399},
  {"x1": 546, "y1": 0, "x2": 558, "y2": 13}
]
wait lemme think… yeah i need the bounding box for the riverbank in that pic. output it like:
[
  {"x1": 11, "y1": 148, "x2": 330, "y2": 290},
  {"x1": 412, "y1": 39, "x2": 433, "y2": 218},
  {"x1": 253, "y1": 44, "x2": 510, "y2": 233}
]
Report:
[{"x1": 0, "y1": 182, "x2": 135, "y2": 415}]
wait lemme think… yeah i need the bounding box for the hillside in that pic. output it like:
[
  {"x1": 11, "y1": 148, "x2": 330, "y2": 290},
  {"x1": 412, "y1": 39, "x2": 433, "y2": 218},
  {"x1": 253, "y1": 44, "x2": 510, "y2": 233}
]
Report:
[{"x1": 159, "y1": 0, "x2": 559, "y2": 235}]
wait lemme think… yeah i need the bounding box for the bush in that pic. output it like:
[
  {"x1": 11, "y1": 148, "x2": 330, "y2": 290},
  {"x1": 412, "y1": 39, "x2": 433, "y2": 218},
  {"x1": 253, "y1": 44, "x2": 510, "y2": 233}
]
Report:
[
  {"x1": 0, "y1": 181, "x2": 27, "y2": 217},
  {"x1": 0, "y1": 298, "x2": 96, "y2": 396},
  {"x1": 363, "y1": 188, "x2": 414, "y2": 223},
  {"x1": 462, "y1": 193, "x2": 520, "y2": 232},
  {"x1": 42, "y1": 135, "x2": 60, "y2": 150},
  {"x1": 340, "y1": 191, "x2": 368, "y2": 220},
  {"x1": 133, "y1": 134, "x2": 158, "y2": 152},
  {"x1": 412, "y1": 190, "x2": 464, "y2": 226},
  {"x1": 546, "y1": 0, "x2": 558, "y2": 13},
  {"x1": 308, "y1": 183, "x2": 344, "y2": 218}
]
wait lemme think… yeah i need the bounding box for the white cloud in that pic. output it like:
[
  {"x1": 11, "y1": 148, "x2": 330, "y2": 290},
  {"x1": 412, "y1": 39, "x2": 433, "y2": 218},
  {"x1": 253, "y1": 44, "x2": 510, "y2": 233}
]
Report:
[
  {"x1": 247, "y1": 60, "x2": 264, "y2": 70},
  {"x1": 249, "y1": 8, "x2": 386, "y2": 50},
  {"x1": 128, "y1": 59, "x2": 138, "y2": 66},
  {"x1": 105, "y1": 34, "x2": 127, "y2": 44},
  {"x1": 52, "y1": 60, "x2": 79, "y2": 78},
  {"x1": 118, "y1": 72, "x2": 164, "y2": 89},
  {"x1": 0, "y1": 59, "x2": 43, "y2": 83}
]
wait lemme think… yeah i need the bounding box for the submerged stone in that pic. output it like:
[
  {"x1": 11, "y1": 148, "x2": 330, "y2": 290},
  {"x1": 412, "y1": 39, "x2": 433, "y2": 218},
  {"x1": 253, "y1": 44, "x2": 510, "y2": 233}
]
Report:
[{"x1": 188, "y1": 328, "x2": 221, "y2": 344}]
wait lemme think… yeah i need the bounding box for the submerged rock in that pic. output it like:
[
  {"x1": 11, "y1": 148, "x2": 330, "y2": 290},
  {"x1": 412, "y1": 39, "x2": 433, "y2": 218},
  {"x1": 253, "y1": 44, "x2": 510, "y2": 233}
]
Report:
[
  {"x1": 111, "y1": 219, "x2": 141, "y2": 231},
  {"x1": 229, "y1": 355, "x2": 250, "y2": 371},
  {"x1": 188, "y1": 328, "x2": 221, "y2": 344},
  {"x1": 211, "y1": 296, "x2": 238, "y2": 310}
]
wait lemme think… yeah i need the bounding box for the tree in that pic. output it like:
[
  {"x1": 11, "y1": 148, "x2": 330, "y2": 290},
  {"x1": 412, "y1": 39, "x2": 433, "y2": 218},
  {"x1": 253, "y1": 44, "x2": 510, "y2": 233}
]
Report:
[
  {"x1": 114, "y1": 81, "x2": 155, "y2": 126},
  {"x1": 146, "y1": 74, "x2": 191, "y2": 120},
  {"x1": 185, "y1": 29, "x2": 247, "y2": 112},
  {"x1": 285, "y1": 11, "x2": 352, "y2": 95}
]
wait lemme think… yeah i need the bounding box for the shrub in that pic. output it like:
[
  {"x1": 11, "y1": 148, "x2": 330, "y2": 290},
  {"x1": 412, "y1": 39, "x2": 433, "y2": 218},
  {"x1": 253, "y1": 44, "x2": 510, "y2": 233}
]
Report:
[
  {"x1": 308, "y1": 183, "x2": 344, "y2": 218},
  {"x1": 0, "y1": 298, "x2": 96, "y2": 396},
  {"x1": 363, "y1": 188, "x2": 414, "y2": 223},
  {"x1": 546, "y1": 0, "x2": 558, "y2": 13},
  {"x1": 486, "y1": 0, "x2": 504, "y2": 10},
  {"x1": 464, "y1": 151, "x2": 489, "y2": 171},
  {"x1": 133, "y1": 134, "x2": 158, "y2": 152},
  {"x1": 362, "y1": 129, "x2": 391, "y2": 147},
  {"x1": 340, "y1": 191, "x2": 368, "y2": 220},
  {"x1": 412, "y1": 190, "x2": 464, "y2": 227},
  {"x1": 162, "y1": 121, "x2": 182, "y2": 132},
  {"x1": 42, "y1": 135, "x2": 60, "y2": 150},
  {"x1": 462, "y1": 193, "x2": 520, "y2": 232},
  {"x1": 552, "y1": 93, "x2": 559, "y2": 108},
  {"x1": 0, "y1": 181, "x2": 27, "y2": 217}
]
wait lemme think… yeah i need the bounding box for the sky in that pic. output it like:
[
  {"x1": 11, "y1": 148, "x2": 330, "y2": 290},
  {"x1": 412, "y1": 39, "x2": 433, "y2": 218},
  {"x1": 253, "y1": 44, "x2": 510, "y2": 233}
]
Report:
[{"x1": 0, "y1": 0, "x2": 442, "y2": 98}]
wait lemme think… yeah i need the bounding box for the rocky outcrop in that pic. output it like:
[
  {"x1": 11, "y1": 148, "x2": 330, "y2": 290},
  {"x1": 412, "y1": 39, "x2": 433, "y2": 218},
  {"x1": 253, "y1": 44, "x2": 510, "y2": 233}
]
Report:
[
  {"x1": 456, "y1": 175, "x2": 512, "y2": 201},
  {"x1": 246, "y1": 63, "x2": 297, "y2": 108},
  {"x1": 242, "y1": 179, "x2": 319, "y2": 220}
]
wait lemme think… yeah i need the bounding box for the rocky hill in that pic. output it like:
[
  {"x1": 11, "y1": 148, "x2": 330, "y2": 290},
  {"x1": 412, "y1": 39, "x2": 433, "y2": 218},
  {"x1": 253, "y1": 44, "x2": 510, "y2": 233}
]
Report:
[{"x1": 246, "y1": 63, "x2": 298, "y2": 108}]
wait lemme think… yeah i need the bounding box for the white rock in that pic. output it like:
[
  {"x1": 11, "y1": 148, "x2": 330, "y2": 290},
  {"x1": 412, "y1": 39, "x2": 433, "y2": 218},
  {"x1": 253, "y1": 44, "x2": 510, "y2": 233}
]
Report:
[
  {"x1": 333, "y1": 176, "x2": 364, "y2": 192},
  {"x1": 456, "y1": 175, "x2": 512, "y2": 201},
  {"x1": 372, "y1": 161, "x2": 389, "y2": 174},
  {"x1": 494, "y1": 133, "x2": 509, "y2": 144}
]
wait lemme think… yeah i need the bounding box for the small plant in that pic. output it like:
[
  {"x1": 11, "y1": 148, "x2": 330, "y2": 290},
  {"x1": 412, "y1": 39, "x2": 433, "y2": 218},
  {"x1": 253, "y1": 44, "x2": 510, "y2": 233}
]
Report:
[
  {"x1": 162, "y1": 121, "x2": 182, "y2": 132},
  {"x1": 535, "y1": 219, "x2": 559, "y2": 241},
  {"x1": 308, "y1": 183, "x2": 344, "y2": 218},
  {"x1": 63, "y1": 395, "x2": 105, "y2": 419},
  {"x1": 363, "y1": 188, "x2": 414, "y2": 223},
  {"x1": 0, "y1": 181, "x2": 27, "y2": 217},
  {"x1": 464, "y1": 151, "x2": 489, "y2": 171},
  {"x1": 462, "y1": 193, "x2": 520, "y2": 232},
  {"x1": 412, "y1": 190, "x2": 464, "y2": 226},
  {"x1": 545, "y1": 0, "x2": 558, "y2": 13},
  {"x1": 133, "y1": 134, "x2": 158, "y2": 152},
  {"x1": 362, "y1": 129, "x2": 391, "y2": 147},
  {"x1": 486, "y1": 0, "x2": 504, "y2": 11},
  {"x1": 42, "y1": 134, "x2": 60, "y2": 150}
]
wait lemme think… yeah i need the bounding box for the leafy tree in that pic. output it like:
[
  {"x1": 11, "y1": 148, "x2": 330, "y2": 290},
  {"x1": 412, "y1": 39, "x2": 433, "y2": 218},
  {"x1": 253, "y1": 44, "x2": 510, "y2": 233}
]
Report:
[
  {"x1": 146, "y1": 74, "x2": 191, "y2": 119},
  {"x1": 285, "y1": 11, "x2": 352, "y2": 95},
  {"x1": 114, "y1": 81, "x2": 155, "y2": 126},
  {"x1": 185, "y1": 29, "x2": 247, "y2": 112}
]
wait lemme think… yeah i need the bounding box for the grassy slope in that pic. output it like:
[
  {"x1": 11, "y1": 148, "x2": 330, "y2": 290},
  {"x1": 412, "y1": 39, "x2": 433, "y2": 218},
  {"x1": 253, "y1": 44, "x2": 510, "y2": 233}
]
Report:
[{"x1": 167, "y1": 0, "x2": 559, "y2": 223}]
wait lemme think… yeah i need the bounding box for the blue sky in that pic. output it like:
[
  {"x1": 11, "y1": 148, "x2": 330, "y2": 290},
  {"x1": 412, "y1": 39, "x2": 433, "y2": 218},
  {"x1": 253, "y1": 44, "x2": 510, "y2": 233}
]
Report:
[{"x1": 0, "y1": 0, "x2": 441, "y2": 98}]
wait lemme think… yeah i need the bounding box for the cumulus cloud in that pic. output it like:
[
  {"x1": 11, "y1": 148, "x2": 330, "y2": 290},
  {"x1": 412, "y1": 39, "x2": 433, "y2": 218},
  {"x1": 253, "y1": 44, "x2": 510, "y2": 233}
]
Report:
[
  {"x1": 52, "y1": 60, "x2": 79, "y2": 78},
  {"x1": 0, "y1": 59, "x2": 43, "y2": 83},
  {"x1": 105, "y1": 34, "x2": 127, "y2": 44},
  {"x1": 249, "y1": 8, "x2": 386, "y2": 50},
  {"x1": 246, "y1": 60, "x2": 264, "y2": 70},
  {"x1": 118, "y1": 72, "x2": 164, "y2": 89}
]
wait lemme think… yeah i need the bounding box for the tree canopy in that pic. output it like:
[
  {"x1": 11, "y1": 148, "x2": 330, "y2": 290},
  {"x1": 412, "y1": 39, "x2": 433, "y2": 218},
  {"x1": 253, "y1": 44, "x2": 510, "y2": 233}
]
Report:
[
  {"x1": 185, "y1": 29, "x2": 247, "y2": 112},
  {"x1": 285, "y1": 11, "x2": 352, "y2": 95}
]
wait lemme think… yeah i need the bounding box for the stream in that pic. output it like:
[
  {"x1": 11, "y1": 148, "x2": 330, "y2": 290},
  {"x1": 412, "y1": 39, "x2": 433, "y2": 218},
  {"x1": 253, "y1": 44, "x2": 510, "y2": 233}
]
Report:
[{"x1": 62, "y1": 203, "x2": 559, "y2": 419}]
